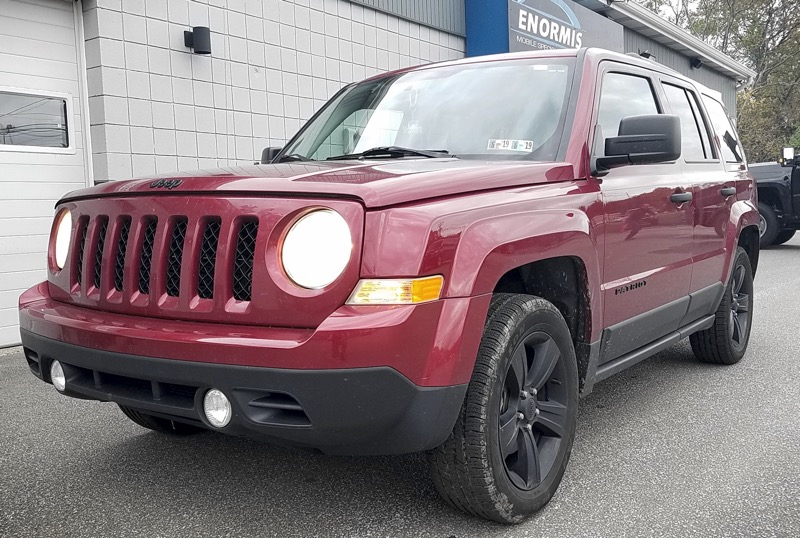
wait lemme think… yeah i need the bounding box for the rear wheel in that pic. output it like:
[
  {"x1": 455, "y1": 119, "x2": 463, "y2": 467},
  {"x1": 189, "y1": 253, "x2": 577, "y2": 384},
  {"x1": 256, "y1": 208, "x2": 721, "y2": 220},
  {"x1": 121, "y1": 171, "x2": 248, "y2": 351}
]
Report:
[
  {"x1": 119, "y1": 405, "x2": 204, "y2": 435},
  {"x1": 690, "y1": 247, "x2": 753, "y2": 365},
  {"x1": 774, "y1": 229, "x2": 796, "y2": 245},
  {"x1": 758, "y1": 203, "x2": 779, "y2": 247},
  {"x1": 430, "y1": 294, "x2": 578, "y2": 524}
]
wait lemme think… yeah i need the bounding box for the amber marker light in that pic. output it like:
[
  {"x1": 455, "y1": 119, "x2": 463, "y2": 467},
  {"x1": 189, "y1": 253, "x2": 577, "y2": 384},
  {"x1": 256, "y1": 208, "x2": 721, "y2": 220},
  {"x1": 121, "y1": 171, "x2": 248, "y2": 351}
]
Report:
[{"x1": 346, "y1": 275, "x2": 444, "y2": 305}]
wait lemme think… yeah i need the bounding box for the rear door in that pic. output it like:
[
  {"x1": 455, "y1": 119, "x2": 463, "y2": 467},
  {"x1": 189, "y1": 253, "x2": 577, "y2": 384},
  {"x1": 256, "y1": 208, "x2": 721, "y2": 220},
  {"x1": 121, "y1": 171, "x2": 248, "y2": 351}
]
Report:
[
  {"x1": 591, "y1": 64, "x2": 693, "y2": 363},
  {"x1": 658, "y1": 79, "x2": 730, "y2": 320}
]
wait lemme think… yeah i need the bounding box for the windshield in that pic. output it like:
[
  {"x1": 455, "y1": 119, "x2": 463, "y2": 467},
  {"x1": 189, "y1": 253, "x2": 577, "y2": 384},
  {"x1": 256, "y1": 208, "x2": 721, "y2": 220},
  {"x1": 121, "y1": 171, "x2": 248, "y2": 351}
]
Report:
[{"x1": 280, "y1": 57, "x2": 576, "y2": 162}]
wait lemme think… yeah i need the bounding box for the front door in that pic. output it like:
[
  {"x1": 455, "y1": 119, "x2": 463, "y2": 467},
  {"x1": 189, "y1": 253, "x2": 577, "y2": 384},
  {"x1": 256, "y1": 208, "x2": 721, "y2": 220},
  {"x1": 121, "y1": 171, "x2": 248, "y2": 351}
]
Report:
[{"x1": 592, "y1": 67, "x2": 693, "y2": 363}]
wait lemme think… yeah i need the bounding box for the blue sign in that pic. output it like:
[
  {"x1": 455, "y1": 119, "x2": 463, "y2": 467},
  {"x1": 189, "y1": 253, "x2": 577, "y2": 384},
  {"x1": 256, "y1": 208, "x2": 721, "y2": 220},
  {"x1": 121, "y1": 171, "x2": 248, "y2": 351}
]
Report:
[{"x1": 508, "y1": 0, "x2": 624, "y2": 52}]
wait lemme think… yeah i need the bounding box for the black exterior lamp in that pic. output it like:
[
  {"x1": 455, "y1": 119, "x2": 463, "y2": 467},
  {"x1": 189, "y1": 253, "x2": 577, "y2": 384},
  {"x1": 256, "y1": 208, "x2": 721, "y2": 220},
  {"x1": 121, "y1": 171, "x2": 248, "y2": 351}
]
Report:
[
  {"x1": 690, "y1": 57, "x2": 704, "y2": 69},
  {"x1": 184, "y1": 26, "x2": 212, "y2": 55}
]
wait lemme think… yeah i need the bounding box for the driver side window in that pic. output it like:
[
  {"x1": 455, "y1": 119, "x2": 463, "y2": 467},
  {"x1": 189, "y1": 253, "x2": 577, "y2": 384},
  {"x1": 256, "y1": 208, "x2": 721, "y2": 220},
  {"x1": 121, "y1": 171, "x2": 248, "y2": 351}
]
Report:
[{"x1": 595, "y1": 72, "x2": 660, "y2": 157}]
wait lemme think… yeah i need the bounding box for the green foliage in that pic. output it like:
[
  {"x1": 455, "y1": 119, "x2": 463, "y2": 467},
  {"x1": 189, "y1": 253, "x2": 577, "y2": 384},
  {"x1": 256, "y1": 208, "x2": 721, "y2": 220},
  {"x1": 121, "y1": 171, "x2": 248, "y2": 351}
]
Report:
[{"x1": 641, "y1": 0, "x2": 800, "y2": 162}]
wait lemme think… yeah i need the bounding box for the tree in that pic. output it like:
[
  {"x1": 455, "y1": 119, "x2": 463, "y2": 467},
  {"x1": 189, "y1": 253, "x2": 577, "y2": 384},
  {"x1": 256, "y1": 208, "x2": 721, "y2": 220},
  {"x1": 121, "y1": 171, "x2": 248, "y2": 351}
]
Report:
[{"x1": 640, "y1": 0, "x2": 800, "y2": 161}]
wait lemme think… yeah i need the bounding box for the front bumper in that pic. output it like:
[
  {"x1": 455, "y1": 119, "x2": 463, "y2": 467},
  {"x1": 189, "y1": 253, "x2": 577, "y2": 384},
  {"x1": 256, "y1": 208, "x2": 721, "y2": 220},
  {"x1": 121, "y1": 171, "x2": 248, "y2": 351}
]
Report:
[
  {"x1": 22, "y1": 330, "x2": 467, "y2": 455},
  {"x1": 19, "y1": 283, "x2": 491, "y2": 454}
]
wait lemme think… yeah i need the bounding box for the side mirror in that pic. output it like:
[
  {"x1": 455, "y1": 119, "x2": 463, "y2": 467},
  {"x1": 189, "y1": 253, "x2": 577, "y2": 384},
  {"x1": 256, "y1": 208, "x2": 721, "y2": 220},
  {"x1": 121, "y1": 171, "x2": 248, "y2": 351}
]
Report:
[
  {"x1": 780, "y1": 147, "x2": 797, "y2": 167},
  {"x1": 260, "y1": 146, "x2": 283, "y2": 164},
  {"x1": 594, "y1": 114, "x2": 681, "y2": 175}
]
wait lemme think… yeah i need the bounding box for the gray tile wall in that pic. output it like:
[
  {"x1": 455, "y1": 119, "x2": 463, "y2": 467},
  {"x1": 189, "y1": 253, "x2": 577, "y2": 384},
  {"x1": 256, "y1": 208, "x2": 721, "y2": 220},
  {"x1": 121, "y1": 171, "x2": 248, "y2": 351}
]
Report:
[{"x1": 83, "y1": 0, "x2": 466, "y2": 180}]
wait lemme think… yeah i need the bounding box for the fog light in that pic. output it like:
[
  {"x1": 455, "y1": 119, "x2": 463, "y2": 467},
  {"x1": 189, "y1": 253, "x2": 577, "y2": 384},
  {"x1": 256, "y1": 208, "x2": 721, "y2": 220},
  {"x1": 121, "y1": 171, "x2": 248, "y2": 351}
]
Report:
[
  {"x1": 203, "y1": 389, "x2": 232, "y2": 428},
  {"x1": 50, "y1": 360, "x2": 66, "y2": 392}
]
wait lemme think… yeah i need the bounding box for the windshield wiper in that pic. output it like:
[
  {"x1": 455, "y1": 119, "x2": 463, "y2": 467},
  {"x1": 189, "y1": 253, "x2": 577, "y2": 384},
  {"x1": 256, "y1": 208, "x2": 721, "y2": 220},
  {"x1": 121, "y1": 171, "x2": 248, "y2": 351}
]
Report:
[{"x1": 326, "y1": 146, "x2": 453, "y2": 161}]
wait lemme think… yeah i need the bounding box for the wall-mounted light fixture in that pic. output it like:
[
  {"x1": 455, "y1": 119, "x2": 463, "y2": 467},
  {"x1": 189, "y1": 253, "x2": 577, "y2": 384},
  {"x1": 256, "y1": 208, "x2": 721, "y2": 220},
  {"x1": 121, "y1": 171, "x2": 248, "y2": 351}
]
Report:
[
  {"x1": 690, "y1": 57, "x2": 704, "y2": 69},
  {"x1": 184, "y1": 26, "x2": 212, "y2": 55}
]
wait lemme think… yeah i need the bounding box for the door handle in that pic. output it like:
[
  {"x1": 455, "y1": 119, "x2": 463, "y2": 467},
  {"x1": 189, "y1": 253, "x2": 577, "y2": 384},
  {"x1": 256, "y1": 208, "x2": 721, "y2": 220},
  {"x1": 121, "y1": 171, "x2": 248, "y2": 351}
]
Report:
[
  {"x1": 670, "y1": 192, "x2": 693, "y2": 204},
  {"x1": 720, "y1": 187, "x2": 737, "y2": 197}
]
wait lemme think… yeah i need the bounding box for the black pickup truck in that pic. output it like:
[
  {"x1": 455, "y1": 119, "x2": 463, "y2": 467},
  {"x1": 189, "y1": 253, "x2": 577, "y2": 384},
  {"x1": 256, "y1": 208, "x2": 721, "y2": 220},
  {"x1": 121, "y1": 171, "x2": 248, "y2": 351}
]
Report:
[{"x1": 751, "y1": 161, "x2": 799, "y2": 246}]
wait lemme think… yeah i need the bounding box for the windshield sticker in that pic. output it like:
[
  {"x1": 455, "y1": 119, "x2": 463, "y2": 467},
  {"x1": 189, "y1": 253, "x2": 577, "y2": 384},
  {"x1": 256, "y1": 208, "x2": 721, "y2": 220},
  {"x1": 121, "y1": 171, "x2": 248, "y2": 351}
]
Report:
[{"x1": 487, "y1": 139, "x2": 534, "y2": 152}]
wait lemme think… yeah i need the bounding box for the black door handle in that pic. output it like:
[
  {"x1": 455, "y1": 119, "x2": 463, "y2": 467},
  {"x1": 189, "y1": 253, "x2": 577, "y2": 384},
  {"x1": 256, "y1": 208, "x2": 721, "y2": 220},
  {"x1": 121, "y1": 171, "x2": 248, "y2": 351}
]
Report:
[
  {"x1": 720, "y1": 187, "x2": 737, "y2": 197},
  {"x1": 670, "y1": 192, "x2": 693, "y2": 203}
]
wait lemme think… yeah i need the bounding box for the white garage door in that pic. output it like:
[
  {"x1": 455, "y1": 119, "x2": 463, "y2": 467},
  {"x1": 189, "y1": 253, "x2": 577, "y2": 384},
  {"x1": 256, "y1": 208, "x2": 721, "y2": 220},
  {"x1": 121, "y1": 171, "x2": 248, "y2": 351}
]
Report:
[{"x1": 0, "y1": 0, "x2": 90, "y2": 346}]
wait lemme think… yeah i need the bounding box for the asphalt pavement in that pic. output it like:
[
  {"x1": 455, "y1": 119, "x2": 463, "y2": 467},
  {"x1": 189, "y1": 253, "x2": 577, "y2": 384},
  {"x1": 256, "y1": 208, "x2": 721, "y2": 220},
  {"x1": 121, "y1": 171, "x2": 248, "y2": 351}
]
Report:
[{"x1": 2, "y1": 239, "x2": 799, "y2": 538}]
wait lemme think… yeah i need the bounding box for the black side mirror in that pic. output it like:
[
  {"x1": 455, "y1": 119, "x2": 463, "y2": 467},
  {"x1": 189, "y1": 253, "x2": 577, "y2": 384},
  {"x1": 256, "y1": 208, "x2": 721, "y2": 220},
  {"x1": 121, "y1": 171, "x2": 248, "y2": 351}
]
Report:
[
  {"x1": 260, "y1": 147, "x2": 283, "y2": 164},
  {"x1": 594, "y1": 114, "x2": 681, "y2": 175}
]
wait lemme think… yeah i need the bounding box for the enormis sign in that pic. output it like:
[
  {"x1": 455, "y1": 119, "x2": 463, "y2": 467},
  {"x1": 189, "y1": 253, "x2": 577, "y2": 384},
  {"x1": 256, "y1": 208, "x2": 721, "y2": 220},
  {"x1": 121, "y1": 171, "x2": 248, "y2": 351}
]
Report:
[{"x1": 508, "y1": 0, "x2": 624, "y2": 53}]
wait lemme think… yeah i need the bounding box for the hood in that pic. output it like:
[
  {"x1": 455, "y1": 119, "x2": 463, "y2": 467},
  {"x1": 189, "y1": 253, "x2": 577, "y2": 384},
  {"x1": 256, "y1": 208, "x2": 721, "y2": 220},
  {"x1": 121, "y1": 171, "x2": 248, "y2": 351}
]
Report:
[{"x1": 64, "y1": 159, "x2": 576, "y2": 208}]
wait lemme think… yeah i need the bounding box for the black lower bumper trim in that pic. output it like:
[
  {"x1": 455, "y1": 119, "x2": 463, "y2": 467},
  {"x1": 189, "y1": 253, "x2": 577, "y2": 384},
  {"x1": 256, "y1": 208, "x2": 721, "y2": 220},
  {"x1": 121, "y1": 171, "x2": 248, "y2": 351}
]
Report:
[{"x1": 21, "y1": 329, "x2": 467, "y2": 455}]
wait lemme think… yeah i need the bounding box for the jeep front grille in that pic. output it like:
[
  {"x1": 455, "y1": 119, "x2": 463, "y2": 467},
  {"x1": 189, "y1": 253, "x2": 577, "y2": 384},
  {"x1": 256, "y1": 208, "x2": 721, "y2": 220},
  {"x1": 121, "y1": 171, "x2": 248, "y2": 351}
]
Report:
[{"x1": 75, "y1": 213, "x2": 258, "y2": 304}]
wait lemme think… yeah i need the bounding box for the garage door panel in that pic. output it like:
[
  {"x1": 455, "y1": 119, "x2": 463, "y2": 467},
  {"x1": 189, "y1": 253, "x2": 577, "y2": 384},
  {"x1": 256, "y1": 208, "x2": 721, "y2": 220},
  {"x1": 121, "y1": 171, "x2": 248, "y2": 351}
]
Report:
[
  {"x1": 0, "y1": 201, "x2": 58, "y2": 219},
  {"x1": 2, "y1": 0, "x2": 74, "y2": 29},
  {"x1": 0, "y1": 253, "x2": 47, "y2": 273},
  {"x1": 0, "y1": 289, "x2": 28, "y2": 308},
  {"x1": 0, "y1": 218, "x2": 53, "y2": 237},
  {"x1": 0, "y1": 307, "x2": 21, "y2": 329},
  {"x1": 0, "y1": 269, "x2": 46, "y2": 292},
  {"x1": 0, "y1": 52, "x2": 80, "y2": 81},
  {"x1": 2, "y1": 182, "x2": 86, "y2": 198},
  {"x1": 0, "y1": 15, "x2": 75, "y2": 45},
  {"x1": 0, "y1": 235, "x2": 49, "y2": 256},
  {"x1": 0, "y1": 326, "x2": 21, "y2": 346},
  {"x1": 0, "y1": 71, "x2": 79, "y2": 94},
  {"x1": 0, "y1": 152, "x2": 85, "y2": 168},
  {"x1": 0, "y1": 35, "x2": 77, "y2": 64}
]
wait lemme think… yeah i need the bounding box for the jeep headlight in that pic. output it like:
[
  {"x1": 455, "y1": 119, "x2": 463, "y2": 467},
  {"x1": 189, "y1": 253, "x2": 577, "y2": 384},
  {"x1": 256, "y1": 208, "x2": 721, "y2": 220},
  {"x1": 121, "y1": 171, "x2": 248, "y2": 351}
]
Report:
[
  {"x1": 52, "y1": 208, "x2": 72, "y2": 270},
  {"x1": 281, "y1": 209, "x2": 352, "y2": 289}
]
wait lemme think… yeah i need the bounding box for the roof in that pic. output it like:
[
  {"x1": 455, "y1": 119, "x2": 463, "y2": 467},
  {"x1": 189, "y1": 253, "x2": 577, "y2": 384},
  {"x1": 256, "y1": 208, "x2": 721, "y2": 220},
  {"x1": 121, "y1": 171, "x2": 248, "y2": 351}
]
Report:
[{"x1": 574, "y1": 0, "x2": 757, "y2": 82}]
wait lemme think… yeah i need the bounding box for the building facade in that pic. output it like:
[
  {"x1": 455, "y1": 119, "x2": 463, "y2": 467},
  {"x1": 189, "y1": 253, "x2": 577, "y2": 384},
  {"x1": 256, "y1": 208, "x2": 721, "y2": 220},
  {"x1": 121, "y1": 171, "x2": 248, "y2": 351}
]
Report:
[{"x1": 0, "y1": 0, "x2": 754, "y2": 346}]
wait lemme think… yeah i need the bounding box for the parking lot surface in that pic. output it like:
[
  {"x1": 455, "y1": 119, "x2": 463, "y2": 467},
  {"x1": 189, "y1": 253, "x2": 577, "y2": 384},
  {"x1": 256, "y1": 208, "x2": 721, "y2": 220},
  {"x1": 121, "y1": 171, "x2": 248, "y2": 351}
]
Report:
[{"x1": 2, "y1": 239, "x2": 799, "y2": 538}]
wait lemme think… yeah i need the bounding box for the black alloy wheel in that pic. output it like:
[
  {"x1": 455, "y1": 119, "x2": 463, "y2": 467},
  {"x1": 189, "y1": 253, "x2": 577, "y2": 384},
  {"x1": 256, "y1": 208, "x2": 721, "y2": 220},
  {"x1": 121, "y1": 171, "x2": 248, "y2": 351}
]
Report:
[
  {"x1": 430, "y1": 294, "x2": 578, "y2": 524},
  {"x1": 498, "y1": 332, "x2": 569, "y2": 490},
  {"x1": 690, "y1": 246, "x2": 754, "y2": 364},
  {"x1": 728, "y1": 261, "x2": 751, "y2": 353}
]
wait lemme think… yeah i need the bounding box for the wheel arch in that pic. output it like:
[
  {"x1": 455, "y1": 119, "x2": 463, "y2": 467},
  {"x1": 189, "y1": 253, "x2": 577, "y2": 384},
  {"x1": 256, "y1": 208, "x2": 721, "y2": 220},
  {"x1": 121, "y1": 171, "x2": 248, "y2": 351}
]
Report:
[
  {"x1": 756, "y1": 184, "x2": 789, "y2": 215},
  {"x1": 492, "y1": 256, "x2": 595, "y2": 392},
  {"x1": 738, "y1": 224, "x2": 760, "y2": 276}
]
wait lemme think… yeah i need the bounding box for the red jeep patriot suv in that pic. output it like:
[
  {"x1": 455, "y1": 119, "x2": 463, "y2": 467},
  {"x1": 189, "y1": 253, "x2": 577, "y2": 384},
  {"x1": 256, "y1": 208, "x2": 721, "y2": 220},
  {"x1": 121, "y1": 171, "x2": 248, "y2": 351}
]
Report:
[{"x1": 19, "y1": 48, "x2": 759, "y2": 523}]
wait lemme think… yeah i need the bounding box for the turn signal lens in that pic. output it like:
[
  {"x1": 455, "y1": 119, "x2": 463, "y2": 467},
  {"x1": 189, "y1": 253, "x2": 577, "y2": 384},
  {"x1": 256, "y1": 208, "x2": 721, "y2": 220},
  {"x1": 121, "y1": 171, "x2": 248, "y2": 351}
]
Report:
[{"x1": 347, "y1": 276, "x2": 444, "y2": 305}]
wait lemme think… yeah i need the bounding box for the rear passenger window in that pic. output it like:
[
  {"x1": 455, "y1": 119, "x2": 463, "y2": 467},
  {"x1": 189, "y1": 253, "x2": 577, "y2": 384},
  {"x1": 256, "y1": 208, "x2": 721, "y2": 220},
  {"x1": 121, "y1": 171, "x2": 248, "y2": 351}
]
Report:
[
  {"x1": 702, "y1": 96, "x2": 744, "y2": 165},
  {"x1": 662, "y1": 84, "x2": 712, "y2": 161},
  {"x1": 596, "y1": 73, "x2": 659, "y2": 156}
]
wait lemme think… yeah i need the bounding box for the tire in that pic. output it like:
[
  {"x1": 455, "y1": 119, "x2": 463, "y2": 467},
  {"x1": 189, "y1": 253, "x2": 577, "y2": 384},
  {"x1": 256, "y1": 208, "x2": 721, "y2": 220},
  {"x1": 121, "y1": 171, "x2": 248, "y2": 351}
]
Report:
[
  {"x1": 430, "y1": 294, "x2": 578, "y2": 524},
  {"x1": 773, "y1": 229, "x2": 796, "y2": 245},
  {"x1": 690, "y1": 247, "x2": 753, "y2": 365},
  {"x1": 119, "y1": 405, "x2": 204, "y2": 435},
  {"x1": 757, "y1": 203, "x2": 779, "y2": 247}
]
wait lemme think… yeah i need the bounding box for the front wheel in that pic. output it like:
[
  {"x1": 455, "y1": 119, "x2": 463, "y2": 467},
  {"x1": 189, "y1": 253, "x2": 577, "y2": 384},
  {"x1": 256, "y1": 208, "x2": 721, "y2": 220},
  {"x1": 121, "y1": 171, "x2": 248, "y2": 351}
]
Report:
[
  {"x1": 430, "y1": 294, "x2": 578, "y2": 524},
  {"x1": 690, "y1": 247, "x2": 753, "y2": 364}
]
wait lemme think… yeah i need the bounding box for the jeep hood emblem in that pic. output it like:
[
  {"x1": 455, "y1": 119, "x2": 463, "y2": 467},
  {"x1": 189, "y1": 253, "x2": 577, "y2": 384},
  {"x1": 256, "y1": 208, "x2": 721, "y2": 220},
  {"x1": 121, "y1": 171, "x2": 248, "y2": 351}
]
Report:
[{"x1": 149, "y1": 178, "x2": 183, "y2": 189}]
